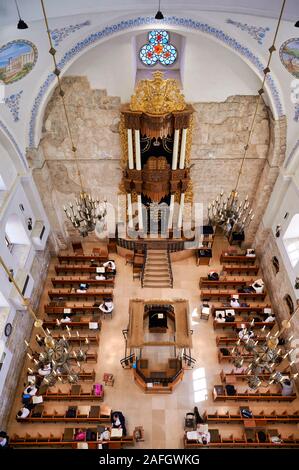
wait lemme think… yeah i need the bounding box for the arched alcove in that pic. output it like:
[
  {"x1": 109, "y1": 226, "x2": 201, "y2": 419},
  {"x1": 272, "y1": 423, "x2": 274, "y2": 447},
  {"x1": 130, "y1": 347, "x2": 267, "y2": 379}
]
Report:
[{"x1": 283, "y1": 214, "x2": 299, "y2": 268}]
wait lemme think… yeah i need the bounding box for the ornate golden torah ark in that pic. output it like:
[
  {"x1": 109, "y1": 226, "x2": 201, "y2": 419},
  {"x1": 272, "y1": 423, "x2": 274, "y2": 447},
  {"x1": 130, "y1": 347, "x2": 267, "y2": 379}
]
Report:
[{"x1": 120, "y1": 71, "x2": 194, "y2": 231}]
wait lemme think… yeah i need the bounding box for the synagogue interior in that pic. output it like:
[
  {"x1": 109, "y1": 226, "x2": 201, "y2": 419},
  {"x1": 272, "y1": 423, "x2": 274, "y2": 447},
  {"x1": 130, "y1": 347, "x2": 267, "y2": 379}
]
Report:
[{"x1": 1, "y1": 0, "x2": 299, "y2": 452}]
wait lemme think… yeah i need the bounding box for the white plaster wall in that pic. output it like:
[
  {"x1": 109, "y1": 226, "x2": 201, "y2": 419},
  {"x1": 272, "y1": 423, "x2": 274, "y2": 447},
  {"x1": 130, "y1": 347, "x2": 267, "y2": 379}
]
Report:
[{"x1": 0, "y1": 141, "x2": 17, "y2": 191}]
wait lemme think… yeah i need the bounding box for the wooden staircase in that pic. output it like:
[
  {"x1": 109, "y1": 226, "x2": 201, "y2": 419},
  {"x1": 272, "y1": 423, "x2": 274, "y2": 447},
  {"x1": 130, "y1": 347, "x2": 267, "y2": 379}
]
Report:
[{"x1": 141, "y1": 249, "x2": 173, "y2": 288}]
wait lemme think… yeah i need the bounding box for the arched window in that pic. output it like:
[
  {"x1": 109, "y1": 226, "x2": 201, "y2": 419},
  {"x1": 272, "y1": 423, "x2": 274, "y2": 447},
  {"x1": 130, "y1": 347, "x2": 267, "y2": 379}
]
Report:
[
  {"x1": 283, "y1": 214, "x2": 299, "y2": 268},
  {"x1": 139, "y1": 30, "x2": 177, "y2": 67},
  {"x1": 284, "y1": 294, "x2": 294, "y2": 316}
]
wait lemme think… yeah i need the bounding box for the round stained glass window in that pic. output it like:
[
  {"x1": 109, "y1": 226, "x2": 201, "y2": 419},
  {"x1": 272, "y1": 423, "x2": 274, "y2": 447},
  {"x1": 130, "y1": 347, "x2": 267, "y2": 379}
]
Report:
[{"x1": 139, "y1": 30, "x2": 177, "y2": 67}]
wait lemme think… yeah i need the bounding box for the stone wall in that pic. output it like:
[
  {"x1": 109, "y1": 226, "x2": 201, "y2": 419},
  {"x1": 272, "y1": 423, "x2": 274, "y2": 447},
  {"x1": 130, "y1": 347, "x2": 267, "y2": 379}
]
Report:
[
  {"x1": 254, "y1": 225, "x2": 299, "y2": 378},
  {"x1": 0, "y1": 245, "x2": 50, "y2": 429},
  {"x1": 28, "y1": 77, "x2": 286, "y2": 249}
]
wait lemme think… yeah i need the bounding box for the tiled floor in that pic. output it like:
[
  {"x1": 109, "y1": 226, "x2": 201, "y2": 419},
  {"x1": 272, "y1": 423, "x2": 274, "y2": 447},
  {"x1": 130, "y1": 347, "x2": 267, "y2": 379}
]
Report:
[{"x1": 7, "y1": 234, "x2": 299, "y2": 448}]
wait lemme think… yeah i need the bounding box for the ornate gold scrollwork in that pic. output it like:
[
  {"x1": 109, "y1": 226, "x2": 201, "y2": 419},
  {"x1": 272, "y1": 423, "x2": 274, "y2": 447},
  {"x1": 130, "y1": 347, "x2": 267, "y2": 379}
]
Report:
[{"x1": 130, "y1": 71, "x2": 186, "y2": 115}]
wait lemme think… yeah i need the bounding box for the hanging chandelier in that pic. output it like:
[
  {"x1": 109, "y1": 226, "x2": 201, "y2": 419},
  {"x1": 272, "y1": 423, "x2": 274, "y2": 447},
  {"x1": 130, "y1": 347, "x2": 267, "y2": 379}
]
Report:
[
  {"x1": 207, "y1": 0, "x2": 286, "y2": 240},
  {"x1": 208, "y1": 190, "x2": 254, "y2": 237},
  {"x1": 26, "y1": 326, "x2": 89, "y2": 387},
  {"x1": 41, "y1": 0, "x2": 107, "y2": 238},
  {"x1": 64, "y1": 194, "x2": 107, "y2": 238},
  {"x1": 231, "y1": 320, "x2": 298, "y2": 390},
  {"x1": 0, "y1": 256, "x2": 88, "y2": 388}
]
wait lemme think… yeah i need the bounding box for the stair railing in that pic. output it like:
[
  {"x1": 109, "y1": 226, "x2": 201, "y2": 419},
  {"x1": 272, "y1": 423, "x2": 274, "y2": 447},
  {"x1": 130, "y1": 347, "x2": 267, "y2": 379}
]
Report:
[
  {"x1": 167, "y1": 248, "x2": 173, "y2": 288},
  {"x1": 140, "y1": 245, "x2": 148, "y2": 288}
]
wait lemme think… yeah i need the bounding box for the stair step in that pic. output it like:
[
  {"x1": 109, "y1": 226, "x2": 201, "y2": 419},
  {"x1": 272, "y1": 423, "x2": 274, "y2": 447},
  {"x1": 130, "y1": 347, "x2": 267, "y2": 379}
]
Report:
[
  {"x1": 146, "y1": 260, "x2": 167, "y2": 265},
  {"x1": 143, "y1": 284, "x2": 172, "y2": 288},
  {"x1": 147, "y1": 250, "x2": 168, "y2": 253},
  {"x1": 143, "y1": 278, "x2": 171, "y2": 283},
  {"x1": 144, "y1": 275, "x2": 170, "y2": 280}
]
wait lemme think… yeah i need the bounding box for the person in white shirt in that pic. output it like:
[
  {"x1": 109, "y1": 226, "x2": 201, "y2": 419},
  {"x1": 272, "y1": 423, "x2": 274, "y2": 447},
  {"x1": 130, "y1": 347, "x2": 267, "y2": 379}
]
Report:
[
  {"x1": 16, "y1": 407, "x2": 30, "y2": 419},
  {"x1": 238, "y1": 328, "x2": 254, "y2": 340},
  {"x1": 251, "y1": 279, "x2": 264, "y2": 294},
  {"x1": 38, "y1": 363, "x2": 51, "y2": 376},
  {"x1": 281, "y1": 379, "x2": 294, "y2": 396},
  {"x1": 61, "y1": 314, "x2": 71, "y2": 323},
  {"x1": 99, "y1": 301, "x2": 114, "y2": 314},
  {"x1": 265, "y1": 314, "x2": 275, "y2": 323},
  {"x1": 100, "y1": 428, "x2": 110, "y2": 441},
  {"x1": 230, "y1": 298, "x2": 240, "y2": 308},
  {"x1": 0, "y1": 431, "x2": 8, "y2": 448},
  {"x1": 198, "y1": 431, "x2": 210, "y2": 445},
  {"x1": 103, "y1": 260, "x2": 116, "y2": 271},
  {"x1": 215, "y1": 312, "x2": 226, "y2": 323},
  {"x1": 24, "y1": 385, "x2": 37, "y2": 396},
  {"x1": 96, "y1": 274, "x2": 106, "y2": 280}
]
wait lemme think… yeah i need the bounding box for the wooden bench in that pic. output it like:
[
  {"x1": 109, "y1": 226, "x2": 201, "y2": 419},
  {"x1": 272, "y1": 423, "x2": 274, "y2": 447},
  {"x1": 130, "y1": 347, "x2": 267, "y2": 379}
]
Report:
[
  {"x1": 199, "y1": 277, "x2": 255, "y2": 289},
  {"x1": 220, "y1": 253, "x2": 257, "y2": 265},
  {"x1": 58, "y1": 254, "x2": 109, "y2": 264},
  {"x1": 213, "y1": 385, "x2": 297, "y2": 402},
  {"x1": 55, "y1": 264, "x2": 116, "y2": 275},
  {"x1": 51, "y1": 277, "x2": 114, "y2": 288},
  {"x1": 42, "y1": 385, "x2": 103, "y2": 401},
  {"x1": 222, "y1": 264, "x2": 259, "y2": 275},
  {"x1": 50, "y1": 332, "x2": 100, "y2": 345},
  {"x1": 45, "y1": 305, "x2": 102, "y2": 316},
  {"x1": 216, "y1": 335, "x2": 266, "y2": 345},
  {"x1": 48, "y1": 289, "x2": 113, "y2": 301},
  {"x1": 184, "y1": 433, "x2": 299, "y2": 448},
  {"x1": 17, "y1": 406, "x2": 110, "y2": 423},
  {"x1": 218, "y1": 348, "x2": 254, "y2": 363},
  {"x1": 203, "y1": 409, "x2": 299, "y2": 424},
  {"x1": 201, "y1": 290, "x2": 266, "y2": 301},
  {"x1": 42, "y1": 320, "x2": 101, "y2": 330},
  {"x1": 213, "y1": 320, "x2": 274, "y2": 329},
  {"x1": 211, "y1": 305, "x2": 272, "y2": 316},
  {"x1": 10, "y1": 432, "x2": 134, "y2": 448}
]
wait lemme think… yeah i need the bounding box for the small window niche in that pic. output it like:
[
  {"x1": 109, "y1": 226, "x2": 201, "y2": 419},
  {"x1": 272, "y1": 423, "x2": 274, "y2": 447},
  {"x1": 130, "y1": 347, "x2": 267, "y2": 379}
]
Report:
[
  {"x1": 284, "y1": 294, "x2": 294, "y2": 316},
  {"x1": 272, "y1": 256, "x2": 280, "y2": 274}
]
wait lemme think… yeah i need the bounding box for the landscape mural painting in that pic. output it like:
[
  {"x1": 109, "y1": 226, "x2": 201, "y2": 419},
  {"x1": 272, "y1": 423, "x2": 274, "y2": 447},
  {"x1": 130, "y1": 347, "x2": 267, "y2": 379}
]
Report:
[
  {"x1": 280, "y1": 38, "x2": 299, "y2": 78},
  {"x1": 0, "y1": 40, "x2": 38, "y2": 84}
]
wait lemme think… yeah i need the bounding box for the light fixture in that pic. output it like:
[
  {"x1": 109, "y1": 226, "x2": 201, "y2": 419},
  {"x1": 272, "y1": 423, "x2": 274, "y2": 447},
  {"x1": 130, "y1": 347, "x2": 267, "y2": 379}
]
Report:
[
  {"x1": 207, "y1": 0, "x2": 286, "y2": 242},
  {"x1": 0, "y1": 256, "x2": 88, "y2": 387},
  {"x1": 40, "y1": 0, "x2": 107, "y2": 237},
  {"x1": 15, "y1": 0, "x2": 28, "y2": 29},
  {"x1": 231, "y1": 322, "x2": 296, "y2": 391},
  {"x1": 155, "y1": 0, "x2": 164, "y2": 20}
]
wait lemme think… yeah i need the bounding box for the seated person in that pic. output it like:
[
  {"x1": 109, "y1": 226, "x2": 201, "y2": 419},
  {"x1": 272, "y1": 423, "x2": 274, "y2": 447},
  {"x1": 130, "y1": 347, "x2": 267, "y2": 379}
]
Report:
[
  {"x1": 225, "y1": 310, "x2": 235, "y2": 322},
  {"x1": 79, "y1": 282, "x2": 89, "y2": 290},
  {"x1": 230, "y1": 298, "x2": 240, "y2": 308},
  {"x1": 0, "y1": 431, "x2": 9, "y2": 448},
  {"x1": 99, "y1": 427, "x2": 111, "y2": 441},
  {"x1": 111, "y1": 411, "x2": 127, "y2": 436},
  {"x1": 198, "y1": 431, "x2": 210, "y2": 445},
  {"x1": 60, "y1": 313, "x2": 72, "y2": 323},
  {"x1": 103, "y1": 260, "x2": 116, "y2": 272},
  {"x1": 76, "y1": 287, "x2": 87, "y2": 293},
  {"x1": 207, "y1": 271, "x2": 219, "y2": 281},
  {"x1": 264, "y1": 313, "x2": 275, "y2": 323},
  {"x1": 16, "y1": 406, "x2": 31, "y2": 419},
  {"x1": 96, "y1": 274, "x2": 106, "y2": 280},
  {"x1": 99, "y1": 299, "x2": 114, "y2": 314},
  {"x1": 246, "y1": 248, "x2": 256, "y2": 257},
  {"x1": 23, "y1": 384, "x2": 38, "y2": 396},
  {"x1": 238, "y1": 328, "x2": 254, "y2": 340},
  {"x1": 251, "y1": 278, "x2": 264, "y2": 294},
  {"x1": 38, "y1": 363, "x2": 51, "y2": 376},
  {"x1": 215, "y1": 311, "x2": 226, "y2": 323},
  {"x1": 281, "y1": 379, "x2": 294, "y2": 396}
]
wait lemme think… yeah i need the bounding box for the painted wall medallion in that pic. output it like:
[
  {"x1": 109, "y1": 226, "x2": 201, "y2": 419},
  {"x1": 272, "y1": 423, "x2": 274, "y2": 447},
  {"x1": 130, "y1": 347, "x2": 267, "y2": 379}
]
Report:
[
  {"x1": 0, "y1": 39, "x2": 38, "y2": 84},
  {"x1": 279, "y1": 38, "x2": 299, "y2": 78}
]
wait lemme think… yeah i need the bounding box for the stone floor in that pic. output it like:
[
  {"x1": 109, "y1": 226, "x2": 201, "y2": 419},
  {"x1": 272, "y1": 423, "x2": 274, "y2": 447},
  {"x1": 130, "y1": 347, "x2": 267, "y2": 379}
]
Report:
[{"x1": 7, "y1": 233, "x2": 299, "y2": 448}]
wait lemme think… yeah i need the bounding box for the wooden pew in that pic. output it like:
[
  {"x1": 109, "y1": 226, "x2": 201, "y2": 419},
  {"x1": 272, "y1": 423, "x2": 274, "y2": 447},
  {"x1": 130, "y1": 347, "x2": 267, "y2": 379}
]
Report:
[
  {"x1": 201, "y1": 290, "x2": 266, "y2": 301},
  {"x1": 213, "y1": 320, "x2": 275, "y2": 329},
  {"x1": 17, "y1": 406, "x2": 111, "y2": 423},
  {"x1": 42, "y1": 320, "x2": 101, "y2": 330},
  {"x1": 10, "y1": 433, "x2": 134, "y2": 448},
  {"x1": 222, "y1": 264, "x2": 259, "y2": 275},
  {"x1": 42, "y1": 385, "x2": 103, "y2": 401},
  {"x1": 48, "y1": 289, "x2": 113, "y2": 301},
  {"x1": 216, "y1": 335, "x2": 266, "y2": 345},
  {"x1": 211, "y1": 305, "x2": 272, "y2": 316},
  {"x1": 45, "y1": 305, "x2": 102, "y2": 316},
  {"x1": 213, "y1": 385, "x2": 297, "y2": 402},
  {"x1": 203, "y1": 409, "x2": 299, "y2": 424},
  {"x1": 58, "y1": 254, "x2": 109, "y2": 264},
  {"x1": 220, "y1": 253, "x2": 257, "y2": 265},
  {"x1": 184, "y1": 432, "x2": 299, "y2": 448},
  {"x1": 55, "y1": 264, "x2": 116, "y2": 275},
  {"x1": 50, "y1": 332, "x2": 99, "y2": 345},
  {"x1": 217, "y1": 347, "x2": 254, "y2": 363},
  {"x1": 51, "y1": 277, "x2": 114, "y2": 288},
  {"x1": 199, "y1": 277, "x2": 255, "y2": 289}
]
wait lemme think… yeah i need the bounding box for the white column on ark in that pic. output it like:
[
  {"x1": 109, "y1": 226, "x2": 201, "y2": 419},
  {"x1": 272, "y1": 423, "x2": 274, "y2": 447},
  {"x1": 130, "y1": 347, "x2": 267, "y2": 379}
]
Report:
[
  {"x1": 168, "y1": 194, "x2": 175, "y2": 230},
  {"x1": 177, "y1": 193, "x2": 185, "y2": 229},
  {"x1": 137, "y1": 194, "x2": 143, "y2": 231},
  {"x1": 127, "y1": 129, "x2": 134, "y2": 169},
  {"x1": 172, "y1": 129, "x2": 180, "y2": 170},
  {"x1": 134, "y1": 129, "x2": 141, "y2": 171},
  {"x1": 179, "y1": 128, "x2": 188, "y2": 169},
  {"x1": 127, "y1": 193, "x2": 133, "y2": 229}
]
